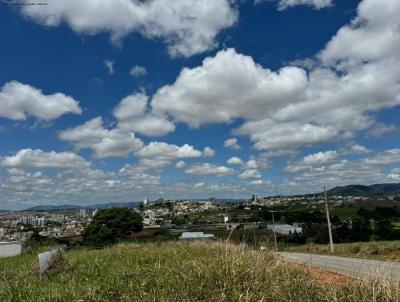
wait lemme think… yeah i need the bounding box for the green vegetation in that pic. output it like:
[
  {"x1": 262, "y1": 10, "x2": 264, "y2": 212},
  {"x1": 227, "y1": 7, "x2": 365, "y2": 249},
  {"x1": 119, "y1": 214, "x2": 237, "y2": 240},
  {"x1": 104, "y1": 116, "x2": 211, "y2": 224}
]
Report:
[
  {"x1": 1, "y1": 241, "x2": 400, "y2": 301},
  {"x1": 83, "y1": 208, "x2": 143, "y2": 246}
]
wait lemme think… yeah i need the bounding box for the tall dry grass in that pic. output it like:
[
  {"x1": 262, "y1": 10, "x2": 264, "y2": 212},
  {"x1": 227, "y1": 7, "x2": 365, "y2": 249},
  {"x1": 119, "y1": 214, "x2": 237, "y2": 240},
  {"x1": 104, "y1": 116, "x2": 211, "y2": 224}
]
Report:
[{"x1": 0, "y1": 241, "x2": 399, "y2": 301}]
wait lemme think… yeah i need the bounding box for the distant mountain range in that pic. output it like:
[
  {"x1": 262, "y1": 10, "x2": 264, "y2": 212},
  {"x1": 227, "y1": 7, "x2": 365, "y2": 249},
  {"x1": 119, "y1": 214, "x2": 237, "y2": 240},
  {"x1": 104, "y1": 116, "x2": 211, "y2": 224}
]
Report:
[
  {"x1": 327, "y1": 183, "x2": 400, "y2": 197},
  {"x1": 25, "y1": 201, "x2": 141, "y2": 211}
]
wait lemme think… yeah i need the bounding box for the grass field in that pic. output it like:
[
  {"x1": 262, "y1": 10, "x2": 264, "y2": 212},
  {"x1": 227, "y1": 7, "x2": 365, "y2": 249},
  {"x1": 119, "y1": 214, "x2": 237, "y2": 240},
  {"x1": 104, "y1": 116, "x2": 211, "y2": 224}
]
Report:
[
  {"x1": 1, "y1": 241, "x2": 400, "y2": 301},
  {"x1": 285, "y1": 240, "x2": 400, "y2": 261}
]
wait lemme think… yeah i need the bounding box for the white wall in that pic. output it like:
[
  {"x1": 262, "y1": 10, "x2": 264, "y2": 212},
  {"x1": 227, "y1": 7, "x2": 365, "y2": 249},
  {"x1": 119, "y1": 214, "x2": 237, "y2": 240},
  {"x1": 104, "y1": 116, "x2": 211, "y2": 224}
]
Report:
[{"x1": 0, "y1": 243, "x2": 22, "y2": 258}]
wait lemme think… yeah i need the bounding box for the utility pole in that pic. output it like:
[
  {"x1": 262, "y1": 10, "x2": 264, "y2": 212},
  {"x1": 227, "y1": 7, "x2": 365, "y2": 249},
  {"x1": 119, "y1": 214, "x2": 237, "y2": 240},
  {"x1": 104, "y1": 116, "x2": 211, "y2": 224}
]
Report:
[
  {"x1": 271, "y1": 211, "x2": 278, "y2": 252},
  {"x1": 324, "y1": 186, "x2": 334, "y2": 253}
]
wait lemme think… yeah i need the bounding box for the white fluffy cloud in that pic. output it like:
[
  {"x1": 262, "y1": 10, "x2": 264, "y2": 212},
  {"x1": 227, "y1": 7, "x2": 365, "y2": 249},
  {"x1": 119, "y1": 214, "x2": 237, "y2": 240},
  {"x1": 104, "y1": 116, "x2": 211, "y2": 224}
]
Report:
[
  {"x1": 146, "y1": 0, "x2": 400, "y2": 153},
  {"x1": 276, "y1": 0, "x2": 332, "y2": 10},
  {"x1": 137, "y1": 142, "x2": 202, "y2": 159},
  {"x1": 236, "y1": 121, "x2": 338, "y2": 151},
  {"x1": 203, "y1": 147, "x2": 215, "y2": 157},
  {"x1": 150, "y1": 3, "x2": 400, "y2": 151},
  {"x1": 175, "y1": 160, "x2": 186, "y2": 169},
  {"x1": 185, "y1": 163, "x2": 234, "y2": 177},
  {"x1": 224, "y1": 138, "x2": 241, "y2": 150},
  {"x1": 58, "y1": 117, "x2": 144, "y2": 158},
  {"x1": 0, "y1": 81, "x2": 81, "y2": 121},
  {"x1": 152, "y1": 49, "x2": 307, "y2": 126},
  {"x1": 319, "y1": 0, "x2": 400, "y2": 64},
  {"x1": 0, "y1": 149, "x2": 90, "y2": 169},
  {"x1": 238, "y1": 169, "x2": 261, "y2": 179},
  {"x1": 364, "y1": 149, "x2": 400, "y2": 166},
  {"x1": 227, "y1": 156, "x2": 243, "y2": 165},
  {"x1": 114, "y1": 93, "x2": 175, "y2": 136},
  {"x1": 16, "y1": 0, "x2": 238, "y2": 57},
  {"x1": 134, "y1": 141, "x2": 203, "y2": 170},
  {"x1": 350, "y1": 144, "x2": 370, "y2": 154},
  {"x1": 303, "y1": 151, "x2": 338, "y2": 165},
  {"x1": 130, "y1": 65, "x2": 148, "y2": 77},
  {"x1": 284, "y1": 148, "x2": 400, "y2": 194}
]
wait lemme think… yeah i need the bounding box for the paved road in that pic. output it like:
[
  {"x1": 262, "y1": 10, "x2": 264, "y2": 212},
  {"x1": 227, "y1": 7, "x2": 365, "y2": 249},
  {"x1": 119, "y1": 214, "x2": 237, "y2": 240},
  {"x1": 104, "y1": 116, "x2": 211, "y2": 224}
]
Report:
[{"x1": 276, "y1": 252, "x2": 400, "y2": 282}]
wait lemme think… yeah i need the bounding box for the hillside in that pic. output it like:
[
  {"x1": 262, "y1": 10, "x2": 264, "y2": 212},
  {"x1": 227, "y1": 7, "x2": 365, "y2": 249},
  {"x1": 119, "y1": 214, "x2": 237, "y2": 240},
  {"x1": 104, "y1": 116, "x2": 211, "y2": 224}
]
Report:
[
  {"x1": 25, "y1": 202, "x2": 140, "y2": 212},
  {"x1": 0, "y1": 241, "x2": 397, "y2": 301},
  {"x1": 328, "y1": 183, "x2": 400, "y2": 197}
]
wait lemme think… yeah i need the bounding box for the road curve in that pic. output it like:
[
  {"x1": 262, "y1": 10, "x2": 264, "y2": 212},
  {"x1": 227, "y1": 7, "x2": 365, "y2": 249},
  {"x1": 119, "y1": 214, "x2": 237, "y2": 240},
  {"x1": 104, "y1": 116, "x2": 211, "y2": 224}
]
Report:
[{"x1": 276, "y1": 252, "x2": 400, "y2": 282}]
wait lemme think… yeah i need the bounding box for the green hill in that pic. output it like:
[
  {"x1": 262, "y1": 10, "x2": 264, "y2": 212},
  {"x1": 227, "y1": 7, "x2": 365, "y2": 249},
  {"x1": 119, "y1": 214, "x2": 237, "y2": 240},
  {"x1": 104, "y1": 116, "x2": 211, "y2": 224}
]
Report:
[
  {"x1": 0, "y1": 242, "x2": 397, "y2": 301},
  {"x1": 328, "y1": 183, "x2": 400, "y2": 197}
]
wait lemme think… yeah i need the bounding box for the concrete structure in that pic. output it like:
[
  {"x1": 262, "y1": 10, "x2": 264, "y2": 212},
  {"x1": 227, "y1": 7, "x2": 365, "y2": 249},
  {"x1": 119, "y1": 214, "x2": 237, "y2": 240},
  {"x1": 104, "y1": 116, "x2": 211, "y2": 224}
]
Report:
[
  {"x1": 179, "y1": 232, "x2": 215, "y2": 241},
  {"x1": 266, "y1": 224, "x2": 302, "y2": 235},
  {"x1": 0, "y1": 242, "x2": 22, "y2": 258},
  {"x1": 223, "y1": 215, "x2": 229, "y2": 223}
]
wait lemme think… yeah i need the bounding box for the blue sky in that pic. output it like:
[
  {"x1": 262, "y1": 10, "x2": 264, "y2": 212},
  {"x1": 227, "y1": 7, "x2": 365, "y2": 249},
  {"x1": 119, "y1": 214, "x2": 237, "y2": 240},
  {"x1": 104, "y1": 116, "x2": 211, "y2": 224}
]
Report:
[{"x1": 0, "y1": 0, "x2": 399, "y2": 210}]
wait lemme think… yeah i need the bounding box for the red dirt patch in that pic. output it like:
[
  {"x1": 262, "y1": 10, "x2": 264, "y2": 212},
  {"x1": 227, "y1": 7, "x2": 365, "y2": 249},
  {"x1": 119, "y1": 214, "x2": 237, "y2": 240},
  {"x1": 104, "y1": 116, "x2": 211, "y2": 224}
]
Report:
[{"x1": 291, "y1": 263, "x2": 355, "y2": 288}]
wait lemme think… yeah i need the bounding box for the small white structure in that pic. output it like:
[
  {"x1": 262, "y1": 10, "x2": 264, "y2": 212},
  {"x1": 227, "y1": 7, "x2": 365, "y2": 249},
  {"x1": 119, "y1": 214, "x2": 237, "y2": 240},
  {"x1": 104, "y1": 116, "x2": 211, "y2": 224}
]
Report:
[
  {"x1": 223, "y1": 215, "x2": 229, "y2": 223},
  {"x1": 266, "y1": 224, "x2": 302, "y2": 235},
  {"x1": 0, "y1": 242, "x2": 22, "y2": 258},
  {"x1": 179, "y1": 232, "x2": 215, "y2": 241}
]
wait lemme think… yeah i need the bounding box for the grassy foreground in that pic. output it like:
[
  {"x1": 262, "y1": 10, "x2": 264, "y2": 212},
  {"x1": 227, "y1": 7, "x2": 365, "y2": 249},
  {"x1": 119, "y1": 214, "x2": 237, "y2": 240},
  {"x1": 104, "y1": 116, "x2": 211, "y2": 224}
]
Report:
[{"x1": 1, "y1": 241, "x2": 399, "y2": 302}]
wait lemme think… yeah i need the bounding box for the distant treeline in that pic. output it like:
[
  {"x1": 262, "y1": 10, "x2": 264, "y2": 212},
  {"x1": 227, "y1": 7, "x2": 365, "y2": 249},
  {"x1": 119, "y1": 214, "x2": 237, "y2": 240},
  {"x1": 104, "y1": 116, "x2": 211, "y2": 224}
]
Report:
[{"x1": 281, "y1": 207, "x2": 400, "y2": 244}]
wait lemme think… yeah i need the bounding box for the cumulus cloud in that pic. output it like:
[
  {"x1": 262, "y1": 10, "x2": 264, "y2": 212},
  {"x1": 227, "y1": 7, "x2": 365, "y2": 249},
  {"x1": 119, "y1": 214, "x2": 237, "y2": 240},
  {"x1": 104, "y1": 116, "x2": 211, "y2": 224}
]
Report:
[
  {"x1": 319, "y1": 0, "x2": 400, "y2": 65},
  {"x1": 147, "y1": 0, "x2": 400, "y2": 153},
  {"x1": 0, "y1": 149, "x2": 90, "y2": 169},
  {"x1": 203, "y1": 146, "x2": 215, "y2": 157},
  {"x1": 284, "y1": 147, "x2": 400, "y2": 193},
  {"x1": 0, "y1": 81, "x2": 81, "y2": 121},
  {"x1": 350, "y1": 144, "x2": 371, "y2": 154},
  {"x1": 238, "y1": 169, "x2": 261, "y2": 179},
  {"x1": 58, "y1": 117, "x2": 144, "y2": 158},
  {"x1": 364, "y1": 149, "x2": 400, "y2": 166},
  {"x1": 243, "y1": 159, "x2": 259, "y2": 169},
  {"x1": 249, "y1": 179, "x2": 264, "y2": 186},
  {"x1": 185, "y1": 163, "x2": 234, "y2": 177},
  {"x1": 285, "y1": 150, "x2": 340, "y2": 173},
  {"x1": 16, "y1": 0, "x2": 238, "y2": 57},
  {"x1": 224, "y1": 138, "x2": 241, "y2": 150},
  {"x1": 236, "y1": 121, "x2": 338, "y2": 151},
  {"x1": 303, "y1": 151, "x2": 338, "y2": 165},
  {"x1": 114, "y1": 93, "x2": 175, "y2": 136},
  {"x1": 276, "y1": 0, "x2": 332, "y2": 10},
  {"x1": 227, "y1": 156, "x2": 243, "y2": 165},
  {"x1": 137, "y1": 142, "x2": 202, "y2": 159},
  {"x1": 388, "y1": 168, "x2": 400, "y2": 181},
  {"x1": 130, "y1": 65, "x2": 148, "y2": 77},
  {"x1": 175, "y1": 160, "x2": 186, "y2": 169},
  {"x1": 152, "y1": 49, "x2": 307, "y2": 126}
]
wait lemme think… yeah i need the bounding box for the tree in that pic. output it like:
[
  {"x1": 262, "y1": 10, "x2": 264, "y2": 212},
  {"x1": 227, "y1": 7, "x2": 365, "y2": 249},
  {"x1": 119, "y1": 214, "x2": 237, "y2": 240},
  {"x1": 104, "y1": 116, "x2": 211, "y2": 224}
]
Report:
[{"x1": 83, "y1": 208, "x2": 143, "y2": 245}]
